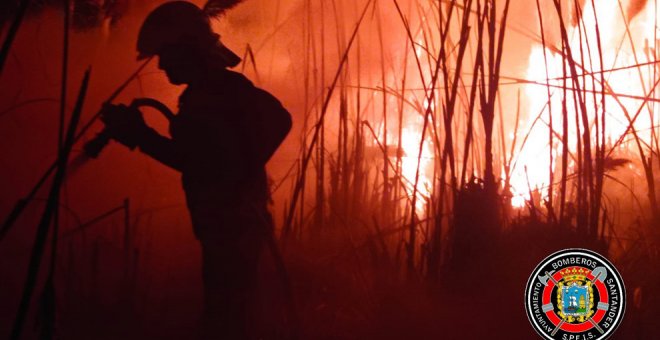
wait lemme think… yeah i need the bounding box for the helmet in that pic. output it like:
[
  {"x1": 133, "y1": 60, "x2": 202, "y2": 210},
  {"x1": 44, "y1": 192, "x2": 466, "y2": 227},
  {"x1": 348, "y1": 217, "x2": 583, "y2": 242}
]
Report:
[{"x1": 136, "y1": 1, "x2": 241, "y2": 67}]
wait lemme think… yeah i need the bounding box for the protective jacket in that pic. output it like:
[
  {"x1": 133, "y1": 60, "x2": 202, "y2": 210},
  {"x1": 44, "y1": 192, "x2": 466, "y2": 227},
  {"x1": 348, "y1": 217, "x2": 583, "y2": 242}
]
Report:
[{"x1": 138, "y1": 67, "x2": 292, "y2": 239}]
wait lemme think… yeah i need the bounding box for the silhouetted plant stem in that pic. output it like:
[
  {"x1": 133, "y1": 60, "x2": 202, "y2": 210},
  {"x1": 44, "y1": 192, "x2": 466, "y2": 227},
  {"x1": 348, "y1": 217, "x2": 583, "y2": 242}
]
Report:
[
  {"x1": 282, "y1": 0, "x2": 374, "y2": 239},
  {"x1": 0, "y1": 0, "x2": 29, "y2": 75},
  {"x1": 535, "y1": 0, "x2": 555, "y2": 224},
  {"x1": 39, "y1": 2, "x2": 71, "y2": 337},
  {"x1": 0, "y1": 58, "x2": 151, "y2": 243},
  {"x1": 11, "y1": 68, "x2": 90, "y2": 340}
]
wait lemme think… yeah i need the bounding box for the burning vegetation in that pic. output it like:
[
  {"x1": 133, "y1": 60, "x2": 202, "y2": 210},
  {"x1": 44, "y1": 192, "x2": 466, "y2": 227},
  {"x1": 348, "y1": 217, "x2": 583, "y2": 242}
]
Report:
[{"x1": 1, "y1": 0, "x2": 660, "y2": 339}]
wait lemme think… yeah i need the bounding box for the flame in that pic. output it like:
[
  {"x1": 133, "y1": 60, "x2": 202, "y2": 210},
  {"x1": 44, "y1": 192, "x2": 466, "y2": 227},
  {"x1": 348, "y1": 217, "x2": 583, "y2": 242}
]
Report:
[
  {"x1": 514, "y1": 0, "x2": 659, "y2": 207},
  {"x1": 374, "y1": 117, "x2": 434, "y2": 214},
  {"x1": 399, "y1": 125, "x2": 434, "y2": 199}
]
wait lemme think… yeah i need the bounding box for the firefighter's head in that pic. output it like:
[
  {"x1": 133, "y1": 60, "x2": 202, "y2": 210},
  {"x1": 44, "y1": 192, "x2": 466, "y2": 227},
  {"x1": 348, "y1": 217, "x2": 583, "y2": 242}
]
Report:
[{"x1": 137, "y1": 1, "x2": 241, "y2": 85}]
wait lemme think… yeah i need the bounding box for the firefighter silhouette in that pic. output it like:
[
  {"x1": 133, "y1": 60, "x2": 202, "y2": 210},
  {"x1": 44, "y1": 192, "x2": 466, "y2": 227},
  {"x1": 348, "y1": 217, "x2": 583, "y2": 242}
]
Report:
[{"x1": 99, "y1": 2, "x2": 292, "y2": 338}]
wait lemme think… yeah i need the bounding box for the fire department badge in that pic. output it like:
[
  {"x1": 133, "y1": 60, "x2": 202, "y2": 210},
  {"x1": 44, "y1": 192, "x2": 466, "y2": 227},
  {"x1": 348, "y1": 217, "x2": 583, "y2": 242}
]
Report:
[{"x1": 525, "y1": 249, "x2": 625, "y2": 339}]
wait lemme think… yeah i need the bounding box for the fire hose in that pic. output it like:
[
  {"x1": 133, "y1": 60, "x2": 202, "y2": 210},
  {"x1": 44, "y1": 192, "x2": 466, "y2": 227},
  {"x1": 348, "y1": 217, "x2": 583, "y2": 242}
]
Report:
[{"x1": 82, "y1": 97, "x2": 175, "y2": 158}]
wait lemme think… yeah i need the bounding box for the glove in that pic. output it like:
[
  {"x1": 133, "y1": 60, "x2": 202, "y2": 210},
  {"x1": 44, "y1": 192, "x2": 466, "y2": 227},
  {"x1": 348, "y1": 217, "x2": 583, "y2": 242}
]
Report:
[{"x1": 100, "y1": 103, "x2": 149, "y2": 149}]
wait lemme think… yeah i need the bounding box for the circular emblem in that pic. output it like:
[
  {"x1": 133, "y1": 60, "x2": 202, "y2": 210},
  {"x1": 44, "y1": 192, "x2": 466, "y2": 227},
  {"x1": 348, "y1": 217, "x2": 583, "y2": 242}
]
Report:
[{"x1": 525, "y1": 248, "x2": 625, "y2": 340}]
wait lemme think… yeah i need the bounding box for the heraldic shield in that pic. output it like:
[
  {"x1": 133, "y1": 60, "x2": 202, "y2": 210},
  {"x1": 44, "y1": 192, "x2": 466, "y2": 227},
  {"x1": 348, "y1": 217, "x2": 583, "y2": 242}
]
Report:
[
  {"x1": 556, "y1": 267, "x2": 595, "y2": 323},
  {"x1": 562, "y1": 285, "x2": 589, "y2": 316}
]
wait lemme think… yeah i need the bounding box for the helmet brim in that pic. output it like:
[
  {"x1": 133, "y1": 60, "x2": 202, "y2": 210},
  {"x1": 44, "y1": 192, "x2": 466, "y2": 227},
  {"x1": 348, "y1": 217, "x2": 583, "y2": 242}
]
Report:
[
  {"x1": 136, "y1": 52, "x2": 151, "y2": 61},
  {"x1": 215, "y1": 42, "x2": 242, "y2": 68}
]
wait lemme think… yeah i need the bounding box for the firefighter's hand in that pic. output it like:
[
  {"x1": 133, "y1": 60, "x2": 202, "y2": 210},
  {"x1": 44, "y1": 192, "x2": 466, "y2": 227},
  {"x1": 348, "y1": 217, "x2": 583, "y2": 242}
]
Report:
[{"x1": 100, "y1": 103, "x2": 149, "y2": 149}]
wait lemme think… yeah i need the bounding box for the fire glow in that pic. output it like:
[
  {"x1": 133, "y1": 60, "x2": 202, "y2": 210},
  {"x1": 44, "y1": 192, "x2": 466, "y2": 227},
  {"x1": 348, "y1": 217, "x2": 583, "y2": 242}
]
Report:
[{"x1": 510, "y1": 0, "x2": 659, "y2": 207}]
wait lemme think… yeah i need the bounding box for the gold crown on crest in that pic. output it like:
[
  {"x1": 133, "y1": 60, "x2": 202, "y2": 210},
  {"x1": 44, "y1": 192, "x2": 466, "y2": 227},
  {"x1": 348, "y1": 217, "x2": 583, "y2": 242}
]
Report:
[{"x1": 560, "y1": 267, "x2": 590, "y2": 282}]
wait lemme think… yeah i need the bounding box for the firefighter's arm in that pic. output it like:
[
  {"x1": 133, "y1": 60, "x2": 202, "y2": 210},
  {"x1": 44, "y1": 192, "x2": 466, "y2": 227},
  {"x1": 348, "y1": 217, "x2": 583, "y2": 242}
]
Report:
[
  {"x1": 100, "y1": 103, "x2": 183, "y2": 171},
  {"x1": 137, "y1": 128, "x2": 184, "y2": 171}
]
